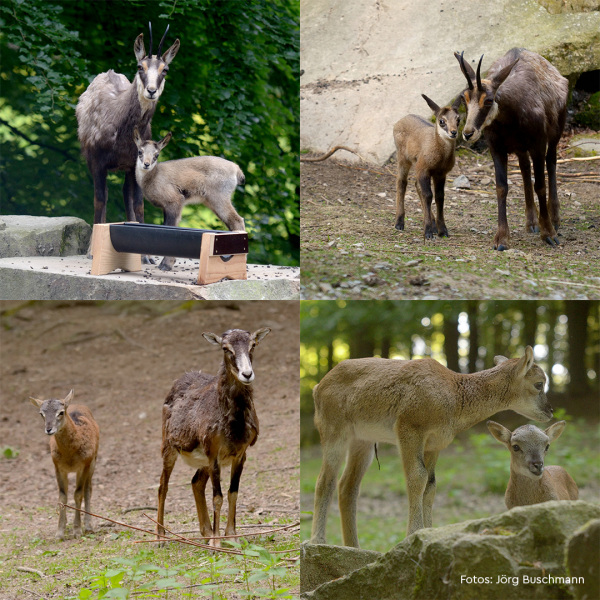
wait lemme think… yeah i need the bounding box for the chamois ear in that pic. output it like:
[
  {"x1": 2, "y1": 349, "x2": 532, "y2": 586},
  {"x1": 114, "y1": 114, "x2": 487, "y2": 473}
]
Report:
[
  {"x1": 63, "y1": 389, "x2": 74, "y2": 408},
  {"x1": 252, "y1": 327, "x2": 271, "y2": 345},
  {"x1": 134, "y1": 33, "x2": 146, "y2": 62},
  {"x1": 158, "y1": 132, "x2": 172, "y2": 151},
  {"x1": 487, "y1": 420, "x2": 512, "y2": 447},
  {"x1": 133, "y1": 127, "x2": 143, "y2": 148},
  {"x1": 491, "y1": 58, "x2": 518, "y2": 92},
  {"x1": 516, "y1": 346, "x2": 535, "y2": 376},
  {"x1": 202, "y1": 332, "x2": 222, "y2": 346},
  {"x1": 161, "y1": 39, "x2": 180, "y2": 66},
  {"x1": 545, "y1": 420, "x2": 566, "y2": 443},
  {"x1": 451, "y1": 94, "x2": 463, "y2": 111},
  {"x1": 30, "y1": 397, "x2": 43, "y2": 408},
  {"x1": 494, "y1": 355, "x2": 509, "y2": 365},
  {"x1": 421, "y1": 94, "x2": 440, "y2": 115}
]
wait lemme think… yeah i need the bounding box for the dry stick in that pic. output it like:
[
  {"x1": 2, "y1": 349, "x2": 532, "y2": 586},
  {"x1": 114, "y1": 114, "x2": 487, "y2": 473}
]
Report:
[
  {"x1": 21, "y1": 589, "x2": 47, "y2": 599},
  {"x1": 123, "y1": 506, "x2": 157, "y2": 514},
  {"x1": 517, "y1": 277, "x2": 600, "y2": 290},
  {"x1": 557, "y1": 156, "x2": 600, "y2": 164},
  {"x1": 130, "y1": 579, "x2": 236, "y2": 597},
  {"x1": 300, "y1": 145, "x2": 363, "y2": 162},
  {"x1": 17, "y1": 567, "x2": 44, "y2": 578}
]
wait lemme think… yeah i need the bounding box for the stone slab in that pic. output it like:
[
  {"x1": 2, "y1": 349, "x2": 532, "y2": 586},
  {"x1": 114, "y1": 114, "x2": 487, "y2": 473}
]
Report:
[
  {"x1": 0, "y1": 215, "x2": 91, "y2": 258},
  {"x1": 0, "y1": 255, "x2": 300, "y2": 300}
]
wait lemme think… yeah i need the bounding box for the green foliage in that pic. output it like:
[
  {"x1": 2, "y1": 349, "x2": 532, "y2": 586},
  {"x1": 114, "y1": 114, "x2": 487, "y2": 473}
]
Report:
[
  {"x1": 0, "y1": 0, "x2": 299, "y2": 265},
  {"x1": 574, "y1": 91, "x2": 600, "y2": 130},
  {"x1": 73, "y1": 544, "x2": 297, "y2": 599},
  {"x1": 1, "y1": 446, "x2": 19, "y2": 458}
]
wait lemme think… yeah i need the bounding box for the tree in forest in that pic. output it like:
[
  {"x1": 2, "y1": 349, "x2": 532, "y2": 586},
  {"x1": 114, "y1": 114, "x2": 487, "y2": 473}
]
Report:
[{"x1": 0, "y1": 0, "x2": 299, "y2": 266}]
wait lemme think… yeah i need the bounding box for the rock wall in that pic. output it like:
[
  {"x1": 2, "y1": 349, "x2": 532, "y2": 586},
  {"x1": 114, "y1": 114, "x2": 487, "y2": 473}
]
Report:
[
  {"x1": 302, "y1": 501, "x2": 600, "y2": 599},
  {"x1": 300, "y1": 0, "x2": 600, "y2": 165}
]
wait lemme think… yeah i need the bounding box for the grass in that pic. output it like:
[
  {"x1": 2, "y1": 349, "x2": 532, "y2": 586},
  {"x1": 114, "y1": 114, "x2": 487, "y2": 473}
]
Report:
[
  {"x1": 0, "y1": 509, "x2": 299, "y2": 599},
  {"x1": 300, "y1": 416, "x2": 600, "y2": 553}
]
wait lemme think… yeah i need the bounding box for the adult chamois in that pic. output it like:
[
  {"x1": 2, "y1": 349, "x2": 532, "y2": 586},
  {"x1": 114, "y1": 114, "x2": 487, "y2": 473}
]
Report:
[
  {"x1": 454, "y1": 49, "x2": 568, "y2": 251},
  {"x1": 76, "y1": 23, "x2": 179, "y2": 256},
  {"x1": 157, "y1": 328, "x2": 271, "y2": 546},
  {"x1": 311, "y1": 346, "x2": 553, "y2": 547}
]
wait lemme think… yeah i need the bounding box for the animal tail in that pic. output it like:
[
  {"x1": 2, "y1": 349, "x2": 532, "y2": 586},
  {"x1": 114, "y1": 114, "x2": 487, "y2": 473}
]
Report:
[{"x1": 237, "y1": 167, "x2": 245, "y2": 186}]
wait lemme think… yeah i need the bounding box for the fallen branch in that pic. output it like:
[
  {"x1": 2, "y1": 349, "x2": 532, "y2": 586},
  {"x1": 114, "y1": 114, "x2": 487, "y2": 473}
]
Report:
[
  {"x1": 17, "y1": 567, "x2": 44, "y2": 578},
  {"x1": 301, "y1": 146, "x2": 362, "y2": 162},
  {"x1": 122, "y1": 506, "x2": 157, "y2": 514},
  {"x1": 21, "y1": 589, "x2": 47, "y2": 599},
  {"x1": 557, "y1": 155, "x2": 600, "y2": 164}
]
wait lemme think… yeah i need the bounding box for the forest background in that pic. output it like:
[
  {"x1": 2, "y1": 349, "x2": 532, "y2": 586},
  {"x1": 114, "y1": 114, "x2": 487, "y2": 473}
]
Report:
[{"x1": 0, "y1": 0, "x2": 299, "y2": 266}]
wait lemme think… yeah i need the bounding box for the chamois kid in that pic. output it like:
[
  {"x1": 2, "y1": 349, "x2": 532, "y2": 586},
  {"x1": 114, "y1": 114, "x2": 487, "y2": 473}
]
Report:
[
  {"x1": 134, "y1": 129, "x2": 246, "y2": 271},
  {"x1": 393, "y1": 94, "x2": 461, "y2": 239},
  {"x1": 487, "y1": 420, "x2": 578, "y2": 509},
  {"x1": 455, "y1": 49, "x2": 568, "y2": 250},
  {"x1": 76, "y1": 23, "x2": 180, "y2": 252},
  {"x1": 31, "y1": 390, "x2": 99, "y2": 540},
  {"x1": 157, "y1": 328, "x2": 271, "y2": 546},
  {"x1": 311, "y1": 346, "x2": 553, "y2": 547}
]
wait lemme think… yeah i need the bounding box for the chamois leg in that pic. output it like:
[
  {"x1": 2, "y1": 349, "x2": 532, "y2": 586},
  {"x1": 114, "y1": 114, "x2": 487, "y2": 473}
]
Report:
[
  {"x1": 416, "y1": 174, "x2": 437, "y2": 239},
  {"x1": 395, "y1": 161, "x2": 410, "y2": 231},
  {"x1": 124, "y1": 172, "x2": 154, "y2": 264},
  {"x1": 225, "y1": 453, "x2": 246, "y2": 537},
  {"x1": 433, "y1": 176, "x2": 449, "y2": 237},
  {"x1": 209, "y1": 458, "x2": 223, "y2": 547},
  {"x1": 157, "y1": 446, "x2": 178, "y2": 542},
  {"x1": 191, "y1": 468, "x2": 212, "y2": 538},
  {"x1": 338, "y1": 439, "x2": 374, "y2": 548},
  {"x1": 516, "y1": 151, "x2": 540, "y2": 234},
  {"x1": 491, "y1": 150, "x2": 510, "y2": 251},
  {"x1": 546, "y1": 140, "x2": 561, "y2": 232},
  {"x1": 311, "y1": 438, "x2": 346, "y2": 544},
  {"x1": 88, "y1": 165, "x2": 108, "y2": 258},
  {"x1": 82, "y1": 461, "x2": 95, "y2": 533},
  {"x1": 397, "y1": 427, "x2": 428, "y2": 535},
  {"x1": 55, "y1": 465, "x2": 68, "y2": 540},
  {"x1": 73, "y1": 469, "x2": 86, "y2": 538},
  {"x1": 208, "y1": 199, "x2": 245, "y2": 232},
  {"x1": 532, "y1": 147, "x2": 559, "y2": 247},
  {"x1": 422, "y1": 451, "x2": 439, "y2": 528},
  {"x1": 158, "y1": 204, "x2": 183, "y2": 271}
]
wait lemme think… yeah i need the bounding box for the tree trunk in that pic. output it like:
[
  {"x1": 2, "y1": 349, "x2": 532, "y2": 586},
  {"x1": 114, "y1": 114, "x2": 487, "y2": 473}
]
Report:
[
  {"x1": 566, "y1": 301, "x2": 590, "y2": 394},
  {"x1": 467, "y1": 301, "x2": 479, "y2": 373},
  {"x1": 443, "y1": 314, "x2": 460, "y2": 372}
]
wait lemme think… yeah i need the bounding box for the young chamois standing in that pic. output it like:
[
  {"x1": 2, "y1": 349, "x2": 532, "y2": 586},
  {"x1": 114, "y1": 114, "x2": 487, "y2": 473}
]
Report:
[
  {"x1": 393, "y1": 94, "x2": 461, "y2": 239},
  {"x1": 76, "y1": 23, "x2": 180, "y2": 257},
  {"x1": 157, "y1": 328, "x2": 271, "y2": 546},
  {"x1": 133, "y1": 129, "x2": 246, "y2": 271},
  {"x1": 311, "y1": 346, "x2": 553, "y2": 547},
  {"x1": 30, "y1": 390, "x2": 99, "y2": 540},
  {"x1": 487, "y1": 420, "x2": 578, "y2": 509},
  {"x1": 454, "y1": 49, "x2": 568, "y2": 250}
]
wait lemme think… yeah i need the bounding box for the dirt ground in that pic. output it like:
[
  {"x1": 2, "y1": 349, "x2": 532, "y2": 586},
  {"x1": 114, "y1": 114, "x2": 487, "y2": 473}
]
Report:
[
  {"x1": 0, "y1": 301, "x2": 299, "y2": 598},
  {"x1": 301, "y1": 131, "x2": 600, "y2": 300}
]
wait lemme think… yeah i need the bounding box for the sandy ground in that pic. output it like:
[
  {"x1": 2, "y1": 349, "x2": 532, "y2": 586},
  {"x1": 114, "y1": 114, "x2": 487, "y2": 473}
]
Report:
[{"x1": 301, "y1": 131, "x2": 600, "y2": 299}]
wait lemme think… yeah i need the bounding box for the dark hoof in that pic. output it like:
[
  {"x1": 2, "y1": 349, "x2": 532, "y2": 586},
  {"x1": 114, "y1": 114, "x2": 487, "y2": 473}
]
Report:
[
  {"x1": 395, "y1": 217, "x2": 405, "y2": 231},
  {"x1": 545, "y1": 236, "x2": 559, "y2": 247},
  {"x1": 142, "y1": 255, "x2": 156, "y2": 265},
  {"x1": 158, "y1": 263, "x2": 173, "y2": 271},
  {"x1": 494, "y1": 244, "x2": 507, "y2": 251},
  {"x1": 425, "y1": 231, "x2": 434, "y2": 240},
  {"x1": 438, "y1": 229, "x2": 449, "y2": 238},
  {"x1": 529, "y1": 225, "x2": 540, "y2": 234}
]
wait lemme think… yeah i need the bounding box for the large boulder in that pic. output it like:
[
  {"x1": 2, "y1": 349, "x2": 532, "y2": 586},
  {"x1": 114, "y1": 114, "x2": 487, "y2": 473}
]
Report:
[
  {"x1": 302, "y1": 501, "x2": 600, "y2": 600},
  {"x1": 566, "y1": 518, "x2": 600, "y2": 600},
  {"x1": 300, "y1": 0, "x2": 600, "y2": 165},
  {"x1": 301, "y1": 542, "x2": 381, "y2": 594},
  {"x1": 0, "y1": 216, "x2": 91, "y2": 258}
]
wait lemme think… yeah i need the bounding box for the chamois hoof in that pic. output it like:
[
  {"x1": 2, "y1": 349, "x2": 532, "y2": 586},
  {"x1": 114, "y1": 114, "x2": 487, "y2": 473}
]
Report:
[
  {"x1": 494, "y1": 244, "x2": 508, "y2": 251},
  {"x1": 437, "y1": 229, "x2": 449, "y2": 238},
  {"x1": 73, "y1": 528, "x2": 82, "y2": 539},
  {"x1": 158, "y1": 262, "x2": 173, "y2": 271},
  {"x1": 529, "y1": 225, "x2": 540, "y2": 234},
  {"x1": 395, "y1": 217, "x2": 405, "y2": 231},
  {"x1": 142, "y1": 255, "x2": 155, "y2": 265},
  {"x1": 545, "y1": 236, "x2": 559, "y2": 247}
]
